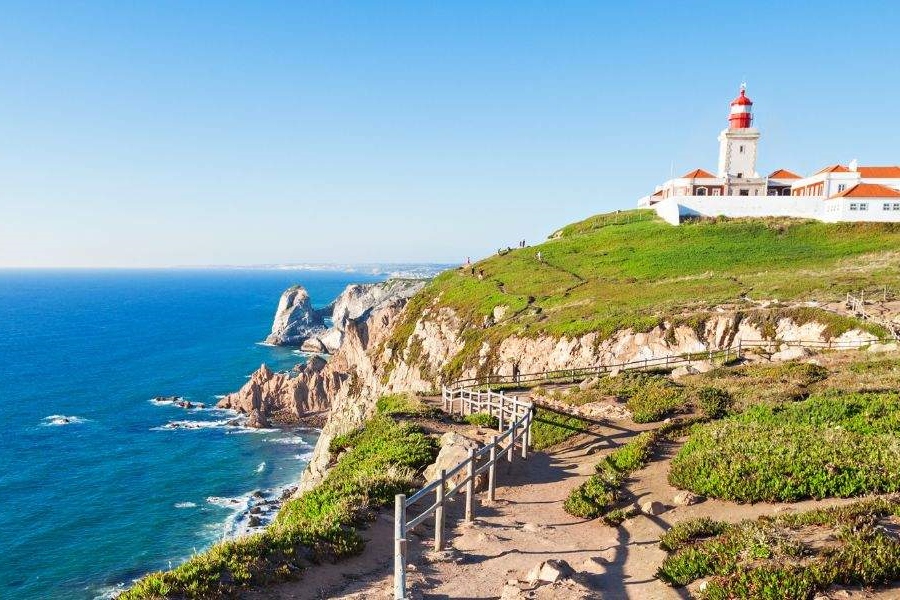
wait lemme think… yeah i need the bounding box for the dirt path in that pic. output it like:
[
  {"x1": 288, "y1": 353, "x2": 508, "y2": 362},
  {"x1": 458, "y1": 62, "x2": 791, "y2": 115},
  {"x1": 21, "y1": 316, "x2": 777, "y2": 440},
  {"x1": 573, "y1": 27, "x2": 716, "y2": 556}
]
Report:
[{"x1": 245, "y1": 422, "x2": 900, "y2": 600}]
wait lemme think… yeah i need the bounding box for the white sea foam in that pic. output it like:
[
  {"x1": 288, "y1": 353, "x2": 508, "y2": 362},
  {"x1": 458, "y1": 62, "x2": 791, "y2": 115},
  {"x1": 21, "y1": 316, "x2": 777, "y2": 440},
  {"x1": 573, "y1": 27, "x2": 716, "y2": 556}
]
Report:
[
  {"x1": 265, "y1": 435, "x2": 311, "y2": 446},
  {"x1": 255, "y1": 462, "x2": 266, "y2": 473},
  {"x1": 41, "y1": 414, "x2": 87, "y2": 426},
  {"x1": 92, "y1": 583, "x2": 125, "y2": 600},
  {"x1": 151, "y1": 417, "x2": 244, "y2": 431},
  {"x1": 148, "y1": 397, "x2": 177, "y2": 406},
  {"x1": 206, "y1": 495, "x2": 248, "y2": 509}
]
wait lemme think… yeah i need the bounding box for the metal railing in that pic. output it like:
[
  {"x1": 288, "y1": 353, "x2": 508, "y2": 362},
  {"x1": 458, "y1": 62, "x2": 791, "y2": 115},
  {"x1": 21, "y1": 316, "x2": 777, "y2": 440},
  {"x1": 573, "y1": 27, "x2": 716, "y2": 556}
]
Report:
[{"x1": 393, "y1": 389, "x2": 533, "y2": 600}]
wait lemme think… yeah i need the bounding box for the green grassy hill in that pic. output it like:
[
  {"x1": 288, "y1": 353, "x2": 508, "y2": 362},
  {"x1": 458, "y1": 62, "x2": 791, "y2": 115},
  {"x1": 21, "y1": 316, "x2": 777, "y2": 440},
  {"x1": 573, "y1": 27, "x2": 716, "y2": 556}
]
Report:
[{"x1": 388, "y1": 211, "x2": 900, "y2": 377}]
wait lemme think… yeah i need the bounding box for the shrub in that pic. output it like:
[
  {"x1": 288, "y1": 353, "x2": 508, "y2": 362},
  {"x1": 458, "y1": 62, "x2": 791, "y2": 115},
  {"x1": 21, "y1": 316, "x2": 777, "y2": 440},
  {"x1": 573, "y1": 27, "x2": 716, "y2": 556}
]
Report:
[
  {"x1": 530, "y1": 408, "x2": 589, "y2": 450},
  {"x1": 375, "y1": 393, "x2": 437, "y2": 418},
  {"x1": 669, "y1": 393, "x2": 900, "y2": 502},
  {"x1": 693, "y1": 387, "x2": 731, "y2": 419},
  {"x1": 463, "y1": 412, "x2": 499, "y2": 428},
  {"x1": 657, "y1": 498, "x2": 900, "y2": 598},
  {"x1": 626, "y1": 379, "x2": 684, "y2": 423}
]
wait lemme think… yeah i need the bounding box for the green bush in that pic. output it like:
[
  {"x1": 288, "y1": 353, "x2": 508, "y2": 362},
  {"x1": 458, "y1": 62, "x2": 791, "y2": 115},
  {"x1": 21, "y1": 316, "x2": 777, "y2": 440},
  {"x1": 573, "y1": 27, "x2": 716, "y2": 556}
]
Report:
[
  {"x1": 658, "y1": 498, "x2": 900, "y2": 599},
  {"x1": 122, "y1": 415, "x2": 438, "y2": 599},
  {"x1": 626, "y1": 379, "x2": 684, "y2": 423},
  {"x1": 670, "y1": 393, "x2": 900, "y2": 502},
  {"x1": 463, "y1": 411, "x2": 499, "y2": 428},
  {"x1": 375, "y1": 393, "x2": 437, "y2": 418},
  {"x1": 530, "y1": 408, "x2": 589, "y2": 450},
  {"x1": 693, "y1": 387, "x2": 731, "y2": 419}
]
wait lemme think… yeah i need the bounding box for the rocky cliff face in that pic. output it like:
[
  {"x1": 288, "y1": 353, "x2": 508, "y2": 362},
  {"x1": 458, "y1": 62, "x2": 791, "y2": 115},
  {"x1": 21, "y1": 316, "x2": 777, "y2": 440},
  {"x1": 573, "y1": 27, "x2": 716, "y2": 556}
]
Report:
[
  {"x1": 381, "y1": 307, "x2": 879, "y2": 390},
  {"x1": 301, "y1": 279, "x2": 427, "y2": 353},
  {"x1": 265, "y1": 286, "x2": 327, "y2": 346}
]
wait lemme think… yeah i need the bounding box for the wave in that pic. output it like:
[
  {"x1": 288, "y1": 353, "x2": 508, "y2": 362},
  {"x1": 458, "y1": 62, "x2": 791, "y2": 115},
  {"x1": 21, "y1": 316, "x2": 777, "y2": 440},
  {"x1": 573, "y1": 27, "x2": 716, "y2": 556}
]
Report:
[
  {"x1": 255, "y1": 462, "x2": 266, "y2": 473},
  {"x1": 151, "y1": 417, "x2": 244, "y2": 432},
  {"x1": 174, "y1": 501, "x2": 197, "y2": 509},
  {"x1": 265, "y1": 434, "x2": 312, "y2": 446},
  {"x1": 41, "y1": 415, "x2": 87, "y2": 426}
]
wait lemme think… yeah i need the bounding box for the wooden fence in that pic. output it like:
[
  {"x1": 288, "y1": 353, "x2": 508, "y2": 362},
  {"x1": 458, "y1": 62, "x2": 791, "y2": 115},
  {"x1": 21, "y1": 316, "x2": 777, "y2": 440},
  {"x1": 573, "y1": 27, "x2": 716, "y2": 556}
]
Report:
[{"x1": 393, "y1": 389, "x2": 533, "y2": 600}]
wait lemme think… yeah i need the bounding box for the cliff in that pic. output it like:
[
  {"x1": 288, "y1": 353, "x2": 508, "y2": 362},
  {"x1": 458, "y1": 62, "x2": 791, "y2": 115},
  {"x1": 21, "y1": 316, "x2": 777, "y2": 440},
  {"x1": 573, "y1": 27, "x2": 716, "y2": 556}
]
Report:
[{"x1": 264, "y1": 286, "x2": 327, "y2": 346}]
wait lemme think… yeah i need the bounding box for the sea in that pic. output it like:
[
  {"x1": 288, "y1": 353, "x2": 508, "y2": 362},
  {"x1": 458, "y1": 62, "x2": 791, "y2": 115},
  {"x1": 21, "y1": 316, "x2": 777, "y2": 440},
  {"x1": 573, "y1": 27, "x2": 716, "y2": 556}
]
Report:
[{"x1": 0, "y1": 268, "x2": 408, "y2": 600}]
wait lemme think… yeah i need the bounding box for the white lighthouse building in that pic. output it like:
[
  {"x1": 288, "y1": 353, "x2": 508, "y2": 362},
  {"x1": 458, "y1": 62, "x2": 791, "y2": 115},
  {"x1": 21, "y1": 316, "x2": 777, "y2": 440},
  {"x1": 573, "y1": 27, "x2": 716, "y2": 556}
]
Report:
[{"x1": 638, "y1": 87, "x2": 900, "y2": 224}]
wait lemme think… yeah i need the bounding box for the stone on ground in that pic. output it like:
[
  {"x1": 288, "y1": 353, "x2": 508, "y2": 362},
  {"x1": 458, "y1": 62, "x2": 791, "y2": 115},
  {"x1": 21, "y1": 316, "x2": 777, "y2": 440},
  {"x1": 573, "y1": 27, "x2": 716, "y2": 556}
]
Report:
[
  {"x1": 673, "y1": 491, "x2": 699, "y2": 506},
  {"x1": 526, "y1": 559, "x2": 575, "y2": 584},
  {"x1": 640, "y1": 500, "x2": 667, "y2": 515}
]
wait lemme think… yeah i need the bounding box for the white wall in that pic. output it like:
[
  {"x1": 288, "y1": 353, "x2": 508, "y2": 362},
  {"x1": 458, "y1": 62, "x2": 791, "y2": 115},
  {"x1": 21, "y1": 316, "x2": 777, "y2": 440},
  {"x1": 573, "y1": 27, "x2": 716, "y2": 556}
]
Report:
[
  {"x1": 822, "y1": 198, "x2": 900, "y2": 223},
  {"x1": 652, "y1": 195, "x2": 825, "y2": 225}
]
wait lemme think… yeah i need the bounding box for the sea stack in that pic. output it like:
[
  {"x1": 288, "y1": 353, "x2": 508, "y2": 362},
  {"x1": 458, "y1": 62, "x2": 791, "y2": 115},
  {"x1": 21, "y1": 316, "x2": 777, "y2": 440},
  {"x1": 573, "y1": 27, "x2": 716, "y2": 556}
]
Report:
[{"x1": 264, "y1": 286, "x2": 326, "y2": 345}]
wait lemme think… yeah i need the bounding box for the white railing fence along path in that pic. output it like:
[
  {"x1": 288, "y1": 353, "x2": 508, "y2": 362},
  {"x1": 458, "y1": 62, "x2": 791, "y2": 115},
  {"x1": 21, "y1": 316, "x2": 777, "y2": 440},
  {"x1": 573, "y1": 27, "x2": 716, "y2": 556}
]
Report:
[{"x1": 394, "y1": 389, "x2": 532, "y2": 600}]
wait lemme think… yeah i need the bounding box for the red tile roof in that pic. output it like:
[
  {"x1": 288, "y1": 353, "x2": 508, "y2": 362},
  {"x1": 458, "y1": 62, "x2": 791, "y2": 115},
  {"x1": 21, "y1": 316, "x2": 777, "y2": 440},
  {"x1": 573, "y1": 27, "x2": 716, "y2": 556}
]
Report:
[
  {"x1": 681, "y1": 168, "x2": 717, "y2": 179},
  {"x1": 831, "y1": 183, "x2": 900, "y2": 199},
  {"x1": 768, "y1": 169, "x2": 801, "y2": 179},
  {"x1": 857, "y1": 166, "x2": 900, "y2": 178},
  {"x1": 816, "y1": 164, "x2": 850, "y2": 174}
]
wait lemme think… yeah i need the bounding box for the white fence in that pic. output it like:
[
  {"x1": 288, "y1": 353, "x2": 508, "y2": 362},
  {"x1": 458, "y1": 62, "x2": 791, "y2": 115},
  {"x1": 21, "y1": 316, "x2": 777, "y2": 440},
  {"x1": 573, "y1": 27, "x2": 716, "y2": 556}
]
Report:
[{"x1": 393, "y1": 389, "x2": 533, "y2": 600}]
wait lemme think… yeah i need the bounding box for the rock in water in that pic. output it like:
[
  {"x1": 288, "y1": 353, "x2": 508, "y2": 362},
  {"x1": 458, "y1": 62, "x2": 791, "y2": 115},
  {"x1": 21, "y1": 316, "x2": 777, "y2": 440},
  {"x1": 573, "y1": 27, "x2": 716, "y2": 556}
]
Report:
[{"x1": 265, "y1": 286, "x2": 326, "y2": 346}]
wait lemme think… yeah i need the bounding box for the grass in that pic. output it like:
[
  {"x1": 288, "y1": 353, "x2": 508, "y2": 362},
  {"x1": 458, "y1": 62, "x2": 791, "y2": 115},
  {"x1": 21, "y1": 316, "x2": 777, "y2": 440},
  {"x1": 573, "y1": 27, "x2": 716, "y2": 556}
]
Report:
[
  {"x1": 669, "y1": 392, "x2": 900, "y2": 502},
  {"x1": 529, "y1": 408, "x2": 590, "y2": 451},
  {"x1": 123, "y1": 414, "x2": 438, "y2": 599},
  {"x1": 657, "y1": 497, "x2": 900, "y2": 599},
  {"x1": 462, "y1": 411, "x2": 499, "y2": 428},
  {"x1": 383, "y1": 212, "x2": 900, "y2": 380}
]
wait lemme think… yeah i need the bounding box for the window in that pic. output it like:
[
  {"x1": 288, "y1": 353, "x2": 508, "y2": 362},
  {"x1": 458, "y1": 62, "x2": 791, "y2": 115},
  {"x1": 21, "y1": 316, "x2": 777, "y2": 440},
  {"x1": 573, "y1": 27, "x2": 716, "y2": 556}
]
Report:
[
  {"x1": 737, "y1": 172, "x2": 744, "y2": 178},
  {"x1": 739, "y1": 145, "x2": 745, "y2": 153},
  {"x1": 739, "y1": 189, "x2": 749, "y2": 196},
  {"x1": 860, "y1": 203, "x2": 868, "y2": 211},
  {"x1": 850, "y1": 203, "x2": 858, "y2": 211},
  {"x1": 695, "y1": 187, "x2": 707, "y2": 196},
  {"x1": 712, "y1": 189, "x2": 721, "y2": 196},
  {"x1": 884, "y1": 203, "x2": 891, "y2": 211},
  {"x1": 783, "y1": 188, "x2": 792, "y2": 196},
  {"x1": 894, "y1": 203, "x2": 900, "y2": 211},
  {"x1": 838, "y1": 184, "x2": 847, "y2": 193}
]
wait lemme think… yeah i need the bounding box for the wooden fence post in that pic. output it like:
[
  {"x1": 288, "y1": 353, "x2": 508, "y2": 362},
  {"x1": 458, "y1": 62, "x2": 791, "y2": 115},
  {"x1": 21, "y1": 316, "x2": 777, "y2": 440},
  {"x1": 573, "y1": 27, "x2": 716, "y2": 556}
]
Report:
[
  {"x1": 521, "y1": 415, "x2": 528, "y2": 460},
  {"x1": 489, "y1": 435, "x2": 498, "y2": 502},
  {"x1": 498, "y1": 395, "x2": 505, "y2": 432},
  {"x1": 434, "y1": 470, "x2": 446, "y2": 551},
  {"x1": 394, "y1": 494, "x2": 407, "y2": 600},
  {"x1": 465, "y1": 448, "x2": 476, "y2": 522},
  {"x1": 507, "y1": 422, "x2": 515, "y2": 463}
]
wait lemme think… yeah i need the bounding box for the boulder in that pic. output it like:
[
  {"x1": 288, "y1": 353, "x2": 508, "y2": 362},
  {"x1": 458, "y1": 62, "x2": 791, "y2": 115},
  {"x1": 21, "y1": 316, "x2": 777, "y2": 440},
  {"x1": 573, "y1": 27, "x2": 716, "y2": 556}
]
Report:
[
  {"x1": 300, "y1": 337, "x2": 328, "y2": 353},
  {"x1": 578, "y1": 377, "x2": 597, "y2": 391},
  {"x1": 771, "y1": 345, "x2": 814, "y2": 362},
  {"x1": 673, "y1": 491, "x2": 699, "y2": 506},
  {"x1": 641, "y1": 501, "x2": 667, "y2": 515},
  {"x1": 423, "y1": 432, "x2": 487, "y2": 492},
  {"x1": 246, "y1": 409, "x2": 269, "y2": 429},
  {"x1": 868, "y1": 342, "x2": 899, "y2": 353},
  {"x1": 526, "y1": 559, "x2": 574, "y2": 584}
]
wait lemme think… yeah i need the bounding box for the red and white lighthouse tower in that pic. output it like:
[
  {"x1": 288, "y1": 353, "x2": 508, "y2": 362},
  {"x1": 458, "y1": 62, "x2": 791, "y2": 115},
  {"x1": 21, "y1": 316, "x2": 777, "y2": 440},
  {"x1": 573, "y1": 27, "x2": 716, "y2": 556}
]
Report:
[
  {"x1": 717, "y1": 84, "x2": 761, "y2": 184},
  {"x1": 728, "y1": 85, "x2": 753, "y2": 129}
]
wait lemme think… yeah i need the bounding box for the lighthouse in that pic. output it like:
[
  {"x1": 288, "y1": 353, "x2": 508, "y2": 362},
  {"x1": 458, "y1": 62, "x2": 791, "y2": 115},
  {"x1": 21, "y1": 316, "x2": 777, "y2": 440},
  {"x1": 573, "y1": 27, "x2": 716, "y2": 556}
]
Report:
[{"x1": 717, "y1": 84, "x2": 761, "y2": 188}]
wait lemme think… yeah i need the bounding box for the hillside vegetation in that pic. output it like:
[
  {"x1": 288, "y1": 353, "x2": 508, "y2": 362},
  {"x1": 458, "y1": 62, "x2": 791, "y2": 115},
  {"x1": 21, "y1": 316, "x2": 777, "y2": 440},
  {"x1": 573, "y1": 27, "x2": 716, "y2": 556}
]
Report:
[{"x1": 388, "y1": 212, "x2": 899, "y2": 374}]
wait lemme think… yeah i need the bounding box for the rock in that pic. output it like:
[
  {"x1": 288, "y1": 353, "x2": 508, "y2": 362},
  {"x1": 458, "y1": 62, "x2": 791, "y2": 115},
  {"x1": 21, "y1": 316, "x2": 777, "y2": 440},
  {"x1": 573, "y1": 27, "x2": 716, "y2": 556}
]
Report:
[
  {"x1": 500, "y1": 584, "x2": 525, "y2": 600},
  {"x1": 251, "y1": 490, "x2": 265, "y2": 499},
  {"x1": 868, "y1": 342, "x2": 899, "y2": 353},
  {"x1": 246, "y1": 409, "x2": 269, "y2": 429},
  {"x1": 671, "y1": 365, "x2": 696, "y2": 379},
  {"x1": 673, "y1": 491, "x2": 699, "y2": 506},
  {"x1": 249, "y1": 506, "x2": 262, "y2": 514},
  {"x1": 526, "y1": 559, "x2": 574, "y2": 584},
  {"x1": 265, "y1": 286, "x2": 327, "y2": 346},
  {"x1": 248, "y1": 515, "x2": 262, "y2": 527},
  {"x1": 578, "y1": 377, "x2": 597, "y2": 391},
  {"x1": 493, "y1": 304, "x2": 509, "y2": 322},
  {"x1": 771, "y1": 345, "x2": 814, "y2": 362},
  {"x1": 300, "y1": 336, "x2": 328, "y2": 353},
  {"x1": 641, "y1": 501, "x2": 667, "y2": 515},
  {"x1": 422, "y1": 431, "x2": 487, "y2": 492}
]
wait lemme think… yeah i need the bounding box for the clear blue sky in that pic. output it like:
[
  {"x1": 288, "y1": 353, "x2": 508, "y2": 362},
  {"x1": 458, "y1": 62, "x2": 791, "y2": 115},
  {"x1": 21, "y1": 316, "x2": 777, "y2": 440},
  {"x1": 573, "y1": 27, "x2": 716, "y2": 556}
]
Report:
[{"x1": 2, "y1": 1, "x2": 899, "y2": 267}]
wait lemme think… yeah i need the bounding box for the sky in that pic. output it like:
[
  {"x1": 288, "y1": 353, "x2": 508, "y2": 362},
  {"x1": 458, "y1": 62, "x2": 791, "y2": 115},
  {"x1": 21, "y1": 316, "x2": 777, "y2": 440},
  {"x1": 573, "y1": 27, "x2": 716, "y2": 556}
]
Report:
[{"x1": 1, "y1": 1, "x2": 899, "y2": 268}]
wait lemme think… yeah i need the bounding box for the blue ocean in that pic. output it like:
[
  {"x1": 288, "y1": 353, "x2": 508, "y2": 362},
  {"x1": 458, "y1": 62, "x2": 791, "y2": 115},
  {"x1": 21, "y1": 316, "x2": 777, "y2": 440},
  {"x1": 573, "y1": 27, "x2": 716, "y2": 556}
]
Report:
[{"x1": 0, "y1": 269, "x2": 384, "y2": 600}]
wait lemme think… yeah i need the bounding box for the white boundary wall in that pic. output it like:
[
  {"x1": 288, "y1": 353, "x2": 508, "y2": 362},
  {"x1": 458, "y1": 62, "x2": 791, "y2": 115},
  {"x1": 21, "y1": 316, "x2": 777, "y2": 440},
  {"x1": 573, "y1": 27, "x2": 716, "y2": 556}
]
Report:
[{"x1": 651, "y1": 196, "x2": 826, "y2": 225}]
